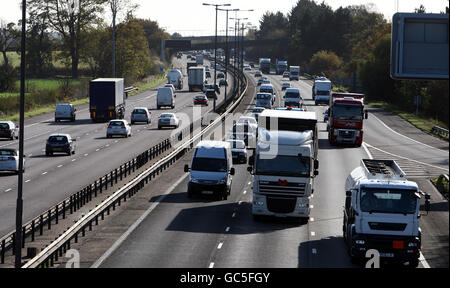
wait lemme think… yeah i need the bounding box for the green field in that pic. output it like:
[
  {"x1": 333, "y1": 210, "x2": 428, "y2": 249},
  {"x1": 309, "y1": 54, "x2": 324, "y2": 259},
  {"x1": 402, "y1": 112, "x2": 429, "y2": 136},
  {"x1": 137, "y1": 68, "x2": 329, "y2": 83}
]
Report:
[{"x1": 0, "y1": 51, "x2": 89, "y2": 69}]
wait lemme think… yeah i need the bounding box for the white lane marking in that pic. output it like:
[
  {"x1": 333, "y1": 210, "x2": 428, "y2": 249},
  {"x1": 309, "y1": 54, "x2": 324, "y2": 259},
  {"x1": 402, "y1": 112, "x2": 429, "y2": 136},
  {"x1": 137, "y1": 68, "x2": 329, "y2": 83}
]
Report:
[
  {"x1": 243, "y1": 190, "x2": 247, "y2": 195},
  {"x1": 232, "y1": 213, "x2": 236, "y2": 218},
  {"x1": 364, "y1": 142, "x2": 448, "y2": 171},
  {"x1": 362, "y1": 142, "x2": 373, "y2": 160},
  {"x1": 370, "y1": 113, "x2": 447, "y2": 152},
  {"x1": 25, "y1": 180, "x2": 31, "y2": 183},
  {"x1": 225, "y1": 227, "x2": 230, "y2": 232},
  {"x1": 311, "y1": 232, "x2": 316, "y2": 237},
  {"x1": 106, "y1": 144, "x2": 110, "y2": 147},
  {"x1": 91, "y1": 173, "x2": 189, "y2": 268},
  {"x1": 310, "y1": 217, "x2": 314, "y2": 222},
  {"x1": 72, "y1": 159, "x2": 76, "y2": 162},
  {"x1": 57, "y1": 165, "x2": 63, "y2": 168},
  {"x1": 5, "y1": 189, "x2": 12, "y2": 193},
  {"x1": 84, "y1": 154, "x2": 89, "y2": 157},
  {"x1": 217, "y1": 243, "x2": 223, "y2": 250},
  {"x1": 28, "y1": 154, "x2": 32, "y2": 157},
  {"x1": 248, "y1": 182, "x2": 251, "y2": 185},
  {"x1": 209, "y1": 262, "x2": 215, "y2": 268},
  {"x1": 42, "y1": 172, "x2": 47, "y2": 175},
  {"x1": 310, "y1": 205, "x2": 314, "y2": 209},
  {"x1": 96, "y1": 149, "x2": 100, "y2": 152}
]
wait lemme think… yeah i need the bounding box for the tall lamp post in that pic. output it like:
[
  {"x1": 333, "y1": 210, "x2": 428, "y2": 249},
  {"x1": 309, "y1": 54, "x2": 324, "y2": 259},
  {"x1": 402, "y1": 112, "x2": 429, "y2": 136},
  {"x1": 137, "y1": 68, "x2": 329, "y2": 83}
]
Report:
[
  {"x1": 230, "y1": 16, "x2": 249, "y2": 92},
  {"x1": 15, "y1": 0, "x2": 27, "y2": 268},
  {"x1": 203, "y1": 3, "x2": 231, "y2": 111}
]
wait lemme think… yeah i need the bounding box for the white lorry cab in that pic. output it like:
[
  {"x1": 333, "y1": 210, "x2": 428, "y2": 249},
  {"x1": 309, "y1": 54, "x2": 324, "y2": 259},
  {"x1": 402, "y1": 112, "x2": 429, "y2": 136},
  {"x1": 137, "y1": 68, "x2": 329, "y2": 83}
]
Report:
[
  {"x1": 157, "y1": 87, "x2": 175, "y2": 109},
  {"x1": 312, "y1": 77, "x2": 332, "y2": 105},
  {"x1": 289, "y1": 66, "x2": 300, "y2": 81},
  {"x1": 166, "y1": 69, "x2": 183, "y2": 90},
  {"x1": 184, "y1": 141, "x2": 235, "y2": 201},
  {"x1": 343, "y1": 159, "x2": 430, "y2": 267}
]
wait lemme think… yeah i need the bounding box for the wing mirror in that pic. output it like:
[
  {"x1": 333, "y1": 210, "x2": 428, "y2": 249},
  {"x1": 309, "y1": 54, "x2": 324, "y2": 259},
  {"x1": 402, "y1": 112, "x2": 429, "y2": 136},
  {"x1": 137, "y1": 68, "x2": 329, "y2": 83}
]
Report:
[
  {"x1": 184, "y1": 165, "x2": 190, "y2": 173},
  {"x1": 230, "y1": 168, "x2": 235, "y2": 176},
  {"x1": 346, "y1": 190, "x2": 352, "y2": 197},
  {"x1": 365, "y1": 110, "x2": 369, "y2": 120},
  {"x1": 247, "y1": 166, "x2": 253, "y2": 174},
  {"x1": 314, "y1": 160, "x2": 319, "y2": 170}
]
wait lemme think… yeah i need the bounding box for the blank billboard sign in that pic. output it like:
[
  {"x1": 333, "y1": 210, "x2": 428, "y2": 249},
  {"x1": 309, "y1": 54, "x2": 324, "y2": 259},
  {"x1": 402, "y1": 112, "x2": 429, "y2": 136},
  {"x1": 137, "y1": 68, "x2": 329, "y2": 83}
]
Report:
[{"x1": 391, "y1": 13, "x2": 449, "y2": 79}]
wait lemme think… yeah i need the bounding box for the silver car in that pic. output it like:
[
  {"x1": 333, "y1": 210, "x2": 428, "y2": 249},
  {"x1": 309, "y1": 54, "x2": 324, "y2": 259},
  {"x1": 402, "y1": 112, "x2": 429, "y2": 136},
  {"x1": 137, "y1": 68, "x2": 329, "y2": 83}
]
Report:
[
  {"x1": 131, "y1": 107, "x2": 151, "y2": 124},
  {"x1": 107, "y1": 120, "x2": 132, "y2": 138},
  {"x1": 0, "y1": 121, "x2": 19, "y2": 140},
  {"x1": 0, "y1": 148, "x2": 24, "y2": 174},
  {"x1": 158, "y1": 113, "x2": 180, "y2": 129}
]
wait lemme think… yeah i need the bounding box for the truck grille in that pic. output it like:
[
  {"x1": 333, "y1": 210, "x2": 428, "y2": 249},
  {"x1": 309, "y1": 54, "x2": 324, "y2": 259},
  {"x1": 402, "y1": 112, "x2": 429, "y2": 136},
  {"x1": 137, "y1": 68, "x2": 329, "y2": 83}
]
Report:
[
  {"x1": 369, "y1": 222, "x2": 407, "y2": 231},
  {"x1": 267, "y1": 196, "x2": 297, "y2": 214},
  {"x1": 259, "y1": 181, "x2": 306, "y2": 197},
  {"x1": 339, "y1": 130, "x2": 355, "y2": 139}
]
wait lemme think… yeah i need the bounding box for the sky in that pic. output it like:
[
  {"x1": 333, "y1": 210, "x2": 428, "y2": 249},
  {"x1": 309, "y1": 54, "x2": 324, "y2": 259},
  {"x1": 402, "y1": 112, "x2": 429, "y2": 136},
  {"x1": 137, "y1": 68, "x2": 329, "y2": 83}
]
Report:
[{"x1": 1, "y1": 0, "x2": 448, "y2": 36}]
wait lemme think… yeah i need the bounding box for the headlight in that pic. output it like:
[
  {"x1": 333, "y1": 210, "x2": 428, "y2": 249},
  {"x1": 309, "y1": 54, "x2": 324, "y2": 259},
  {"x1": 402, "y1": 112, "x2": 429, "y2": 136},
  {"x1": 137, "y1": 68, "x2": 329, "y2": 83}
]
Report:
[
  {"x1": 254, "y1": 201, "x2": 264, "y2": 206},
  {"x1": 298, "y1": 203, "x2": 308, "y2": 208},
  {"x1": 217, "y1": 178, "x2": 227, "y2": 185},
  {"x1": 355, "y1": 240, "x2": 365, "y2": 245},
  {"x1": 355, "y1": 131, "x2": 361, "y2": 138},
  {"x1": 190, "y1": 177, "x2": 200, "y2": 184}
]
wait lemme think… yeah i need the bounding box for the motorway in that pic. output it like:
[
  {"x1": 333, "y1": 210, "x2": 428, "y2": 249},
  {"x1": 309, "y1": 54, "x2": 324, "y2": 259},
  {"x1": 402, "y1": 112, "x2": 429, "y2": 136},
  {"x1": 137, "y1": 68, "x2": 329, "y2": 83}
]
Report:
[
  {"x1": 0, "y1": 56, "x2": 233, "y2": 237},
  {"x1": 89, "y1": 69, "x2": 448, "y2": 268}
]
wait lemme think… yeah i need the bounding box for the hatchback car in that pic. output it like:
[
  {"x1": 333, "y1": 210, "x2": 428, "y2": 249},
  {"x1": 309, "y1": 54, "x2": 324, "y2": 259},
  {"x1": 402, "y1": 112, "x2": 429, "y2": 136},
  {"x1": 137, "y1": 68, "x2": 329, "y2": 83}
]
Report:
[
  {"x1": 227, "y1": 139, "x2": 248, "y2": 164},
  {"x1": 254, "y1": 71, "x2": 262, "y2": 77},
  {"x1": 0, "y1": 121, "x2": 19, "y2": 140},
  {"x1": 46, "y1": 134, "x2": 76, "y2": 156},
  {"x1": 107, "y1": 120, "x2": 132, "y2": 138},
  {"x1": 217, "y1": 72, "x2": 225, "y2": 79},
  {"x1": 282, "y1": 82, "x2": 291, "y2": 90},
  {"x1": 0, "y1": 149, "x2": 24, "y2": 174},
  {"x1": 283, "y1": 71, "x2": 290, "y2": 78},
  {"x1": 131, "y1": 107, "x2": 151, "y2": 124},
  {"x1": 219, "y1": 79, "x2": 228, "y2": 87},
  {"x1": 158, "y1": 113, "x2": 180, "y2": 129},
  {"x1": 194, "y1": 95, "x2": 209, "y2": 106}
]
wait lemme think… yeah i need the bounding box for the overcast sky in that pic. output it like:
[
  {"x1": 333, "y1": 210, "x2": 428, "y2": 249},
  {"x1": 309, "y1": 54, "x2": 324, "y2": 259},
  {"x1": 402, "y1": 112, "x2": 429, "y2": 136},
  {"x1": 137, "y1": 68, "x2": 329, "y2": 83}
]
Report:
[{"x1": 1, "y1": 0, "x2": 448, "y2": 36}]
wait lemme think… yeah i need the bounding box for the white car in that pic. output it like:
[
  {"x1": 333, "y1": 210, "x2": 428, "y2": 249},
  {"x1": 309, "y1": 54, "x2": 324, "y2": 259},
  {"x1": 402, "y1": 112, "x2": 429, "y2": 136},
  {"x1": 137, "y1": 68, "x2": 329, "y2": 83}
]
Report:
[
  {"x1": 158, "y1": 113, "x2": 180, "y2": 129},
  {"x1": 0, "y1": 121, "x2": 19, "y2": 140},
  {"x1": 229, "y1": 123, "x2": 257, "y2": 148},
  {"x1": 106, "y1": 120, "x2": 132, "y2": 138},
  {"x1": 281, "y1": 82, "x2": 291, "y2": 90},
  {"x1": 237, "y1": 116, "x2": 258, "y2": 130},
  {"x1": 0, "y1": 148, "x2": 24, "y2": 174},
  {"x1": 164, "y1": 84, "x2": 176, "y2": 93}
]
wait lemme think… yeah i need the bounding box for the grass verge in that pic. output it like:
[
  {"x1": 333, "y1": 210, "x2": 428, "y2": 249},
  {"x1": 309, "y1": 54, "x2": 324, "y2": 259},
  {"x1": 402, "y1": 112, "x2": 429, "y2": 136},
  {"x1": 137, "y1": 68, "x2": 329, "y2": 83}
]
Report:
[
  {"x1": 366, "y1": 101, "x2": 449, "y2": 142},
  {"x1": 432, "y1": 176, "x2": 449, "y2": 200}
]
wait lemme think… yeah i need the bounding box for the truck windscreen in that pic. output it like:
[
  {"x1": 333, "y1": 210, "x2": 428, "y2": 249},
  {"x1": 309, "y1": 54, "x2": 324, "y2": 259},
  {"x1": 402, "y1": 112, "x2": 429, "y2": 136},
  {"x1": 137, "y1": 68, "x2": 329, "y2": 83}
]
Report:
[
  {"x1": 316, "y1": 90, "x2": 330, "y2": 96},
  {"x1": 360, "y1": 188, "x2": 417, "y2": 214},
  {"x1": 256, "y1": 155, "x2": 310, "y2": 177},
  {"x1": 333, "y1": 105, "x2": 363, "y2": 121}
]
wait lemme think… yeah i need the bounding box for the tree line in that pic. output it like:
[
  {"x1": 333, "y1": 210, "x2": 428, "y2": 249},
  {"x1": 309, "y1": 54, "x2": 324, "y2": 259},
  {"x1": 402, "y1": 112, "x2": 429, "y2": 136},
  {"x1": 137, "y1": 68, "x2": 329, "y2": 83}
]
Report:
[
  {"x1": 0, "y1": 0, "x2": 175, "y2": 91},
  {"x1": 246, "y1": 0, "x2": 449, "y2": 126}
]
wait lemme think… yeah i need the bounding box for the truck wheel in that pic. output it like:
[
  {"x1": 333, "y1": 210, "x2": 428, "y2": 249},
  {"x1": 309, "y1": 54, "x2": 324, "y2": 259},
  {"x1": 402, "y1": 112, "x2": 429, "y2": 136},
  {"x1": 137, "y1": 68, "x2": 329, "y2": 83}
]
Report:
[{"x1": 253, "y1": 214, "x2": 262, "y2": 222}]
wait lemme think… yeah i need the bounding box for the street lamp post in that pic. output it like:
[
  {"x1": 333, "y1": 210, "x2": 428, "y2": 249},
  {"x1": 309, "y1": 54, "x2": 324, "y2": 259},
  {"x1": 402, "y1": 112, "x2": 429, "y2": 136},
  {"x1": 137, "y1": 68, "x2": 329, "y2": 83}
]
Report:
[
  {"x1": 203, "y1": 3, "x2": 231, "y2": 112},
  {"x1": 15, "y1": 0, "x2": 27, "y2": 268}
]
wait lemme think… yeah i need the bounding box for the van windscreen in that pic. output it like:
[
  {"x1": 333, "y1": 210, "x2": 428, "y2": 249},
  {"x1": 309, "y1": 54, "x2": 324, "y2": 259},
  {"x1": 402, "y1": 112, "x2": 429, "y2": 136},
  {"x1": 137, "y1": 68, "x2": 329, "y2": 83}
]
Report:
[{"x1": 192, "y1": 158, "x2": 227, "y2": 172}]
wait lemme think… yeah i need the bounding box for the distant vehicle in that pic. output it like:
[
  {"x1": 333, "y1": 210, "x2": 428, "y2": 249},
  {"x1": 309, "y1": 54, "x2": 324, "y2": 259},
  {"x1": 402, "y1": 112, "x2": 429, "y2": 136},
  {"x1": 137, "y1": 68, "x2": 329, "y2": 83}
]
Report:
[
  {"x1": 219, "y1": 79, "x2": 228, "y2": 87},
  {"x1": 196, "y1": 55, "x2": 204, "y2": 65},
  {"x1": 283, "y1": 71, "x2": 290, "y2": 78},
  {"x1": 166, "y1": 69, "x2": 183, "y2": 90},
  {"x1": 158, "y1": 113, "x2": 180, "y2": 129},
  {"x1": 276, "y1": 60, "x2": 288, "y2": 75},
  {"x1": 328, "y1": 93, "x2": 368, "y2": 146},
  {"x1": 0, "y1": 148, "x2": 24, "y2": 174},
  {"x1": 205, "y1": 89, "x2": 217, "y2": 100},
  {"x1": 323, "y1": 108, "x2": 330, "y2": 123},
  {"x1": 227, "y1": 139, "x2": 248, "y2": 164},
  {"x1": 45, "y1": 134, "x2": 77, "y2": 156},
  {"x1": 289, "y1": 66, "x2": 300, "y2": 81},
  {"x1": 157, "y1": 87, "x2": 176, "y2": 109},
  {"x1": 244, "y1": 65, "x2": 252, "y2": 71},
  {"x1": 230, "y1": 122, "x2": 257, "y2": 148},
  {"x1": 203, "y1": 84, "x2": 220, "y2": 94},
  {"x1": 251, "y1": 107, "x2": 265, "y2": 121},
  {"x1": 281, "y1": 82, "x2": 291, "y2": 90},
  {"x1": 259, "y1": 84, "x2": 276, "y2": 105},
  {"x1": 55, "y1": 104, "x2": 76, "y2": 122},
  {"x1": 176, "y1": 52, "x2": 182, "y2": 59},
  {"x1": 89, "y1": 78, "x2": 125, "y2": 122},
  {"x1": 187, "y1": 62, "x2": 197, "y2": 71},
  {"x1": 188, "y1": 67, "x2": 206, "y2": 92},
  {"x1": 206, "y1": 71, "x2": 212, "y2": 79},
  {"x1": 254, "y1": 70, "x2": 262, "y2": 77},
  {"x1": 0, "y1": 121, "x2": 19, "y2": 140},
  {"x1": 107, "y1": 120, "x2": 132, "y2": 138},
  {"x1": 131, "y1": 107, "x2": 151, "y2": 125},
  {"x1": 184, "y1": 141, "x2": 235, "y2": 200},
  {"x1": 255, "y1": 93, "x2": 273, "y2": 109},
  {"x1": 313, "y1": 77, "x2": 332, "y2": 105},
  {"x1": 284, "y1": 88, "x2": 303, "y2": 108},
  {"x1": 164, "y1": 84, "x2": 176, "y2": 93},
  {"x1": 217, "y1": 72, "x2": 225, "y2": 79},
  {"x1": 193, "y1": 94, "x2": 208, "y2": 106},
  {"x1": 259, "y1": 58, "x2": 271, "y2": 74}
]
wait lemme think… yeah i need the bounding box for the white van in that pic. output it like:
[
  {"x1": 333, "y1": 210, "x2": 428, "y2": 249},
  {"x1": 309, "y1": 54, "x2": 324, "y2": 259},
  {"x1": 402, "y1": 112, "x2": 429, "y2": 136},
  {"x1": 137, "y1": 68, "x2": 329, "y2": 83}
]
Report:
[
  {"x1": 55, "y1": 104, "x2": 76, "y2": 122},
  {"x1": 284, "y1": 88, "x2": 303, "y2": 108},
  {"x1": 184, "y1": 141, "x2": 235, "y2": 200},
  {"x1": 157, "y1": 87, "x2": 175, "y2": 109}
]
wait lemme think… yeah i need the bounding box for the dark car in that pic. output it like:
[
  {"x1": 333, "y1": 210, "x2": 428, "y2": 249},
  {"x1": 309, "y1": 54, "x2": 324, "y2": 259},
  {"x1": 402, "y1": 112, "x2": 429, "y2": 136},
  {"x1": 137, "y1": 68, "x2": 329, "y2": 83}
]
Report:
[
  {"x1": 0, "y1": 121, "x2": 19, "y2": 140},
  {"x1": 194, "y1": 95, "x2": 209, "y2": 106},
  {"x1": 205, "y1": 89, "x2": 217, "y2": 100},
  {"x1": 45, "y1": 134, "x2": 76, "y2": 156},
  {"x1": 219, "y1": 79, "x2": 228, "y2": 87},
  {"x1": 217, "y1": 72, "x2": 225, "y2": 79}
]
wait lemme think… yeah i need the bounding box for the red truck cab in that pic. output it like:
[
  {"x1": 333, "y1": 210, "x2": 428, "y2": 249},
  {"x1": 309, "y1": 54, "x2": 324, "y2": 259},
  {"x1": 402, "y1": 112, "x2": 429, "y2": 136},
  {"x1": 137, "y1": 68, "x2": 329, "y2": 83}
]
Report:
[{"x1": 328, "y1": 93, "x2": 368, "y2": 147}]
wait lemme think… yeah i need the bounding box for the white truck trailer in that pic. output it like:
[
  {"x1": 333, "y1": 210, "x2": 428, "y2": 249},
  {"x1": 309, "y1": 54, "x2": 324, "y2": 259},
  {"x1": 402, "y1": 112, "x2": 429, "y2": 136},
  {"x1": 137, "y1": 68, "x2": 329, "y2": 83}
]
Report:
[
  {"x1": 289, "y1": 66, "x2": 300, "y2": 81},
  {"x1": 343, "y1": 159, "x2": 430, "y2": 267},
  {"x1": 188, "y1": 67, "x2": 206, "y2": 92},
  {"x1": 166, "y1": 69, "x2": 183, "y2": 90}
]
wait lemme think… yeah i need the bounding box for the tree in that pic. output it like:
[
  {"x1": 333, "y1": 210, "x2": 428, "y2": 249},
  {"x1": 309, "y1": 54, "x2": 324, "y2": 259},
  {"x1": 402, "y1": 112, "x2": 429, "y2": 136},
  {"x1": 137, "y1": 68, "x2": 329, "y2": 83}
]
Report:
[
  {"x1": 0, "y1": 21, "x2": 20, "y2": 68},
  {"x1": 309, "y1": 50, "x2": 343, "y2": 79},
  {"x1": 27, "y1": 0, "x2": 106, "y2": 78}
]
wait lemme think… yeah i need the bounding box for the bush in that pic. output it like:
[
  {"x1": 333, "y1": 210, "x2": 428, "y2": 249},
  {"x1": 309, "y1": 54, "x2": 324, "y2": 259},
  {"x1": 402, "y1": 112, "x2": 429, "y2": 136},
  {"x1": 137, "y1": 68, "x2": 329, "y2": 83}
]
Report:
[{"x1": 0, "y1": 65, "x2": 18, "y2": 92}]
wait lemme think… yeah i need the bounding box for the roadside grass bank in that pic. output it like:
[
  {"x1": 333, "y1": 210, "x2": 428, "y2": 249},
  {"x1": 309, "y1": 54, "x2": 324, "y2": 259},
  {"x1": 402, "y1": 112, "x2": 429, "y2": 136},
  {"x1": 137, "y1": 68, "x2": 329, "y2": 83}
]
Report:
[
  {"x1": 0, "y1": 74, "x2": 167, "y2": 122},
  {"x1": 366, "y1": 101, "x2": 449, "y2": 142},
  {"x1": 432, "y1": 176, "x2": 449, "y2": 200}
]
